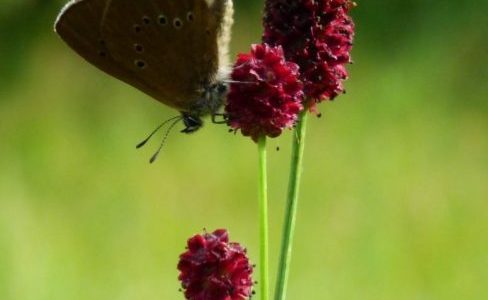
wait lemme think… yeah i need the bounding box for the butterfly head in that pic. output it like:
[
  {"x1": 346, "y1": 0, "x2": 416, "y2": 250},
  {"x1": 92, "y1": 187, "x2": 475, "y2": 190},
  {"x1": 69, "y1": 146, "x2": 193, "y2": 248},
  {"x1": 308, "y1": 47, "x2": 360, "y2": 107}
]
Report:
[
  {"x1": 181, "y1": 80, "x2": 228, "y2": 132},
  {"x1": 181, "y1": 113, "x2": 203, "y2": 133}
]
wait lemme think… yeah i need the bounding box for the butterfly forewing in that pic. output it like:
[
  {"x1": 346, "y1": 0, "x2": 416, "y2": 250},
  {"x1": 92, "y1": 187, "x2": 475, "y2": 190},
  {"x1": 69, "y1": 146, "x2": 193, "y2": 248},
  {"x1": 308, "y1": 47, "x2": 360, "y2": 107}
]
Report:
[{"x1": 55, "y1": 0, "x2": 232, "y2": 113}]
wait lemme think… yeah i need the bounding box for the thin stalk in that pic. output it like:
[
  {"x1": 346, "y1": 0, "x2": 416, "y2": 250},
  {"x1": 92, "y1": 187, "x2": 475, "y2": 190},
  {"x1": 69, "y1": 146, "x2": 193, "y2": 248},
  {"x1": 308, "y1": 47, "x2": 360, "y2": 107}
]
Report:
[
  {"x1": 274, "y1": 111, "x2": 309, "y2": 300},
  {"x1": 258, "y1": 136, "x2": 269, "y2": 300}
]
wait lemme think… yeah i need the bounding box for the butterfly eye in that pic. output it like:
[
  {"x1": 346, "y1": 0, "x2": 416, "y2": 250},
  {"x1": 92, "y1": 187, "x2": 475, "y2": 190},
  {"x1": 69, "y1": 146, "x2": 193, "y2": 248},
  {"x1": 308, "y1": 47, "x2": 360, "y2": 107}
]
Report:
[{"x1": 217, "y1": 84, "x2": 228, "y2": 94}]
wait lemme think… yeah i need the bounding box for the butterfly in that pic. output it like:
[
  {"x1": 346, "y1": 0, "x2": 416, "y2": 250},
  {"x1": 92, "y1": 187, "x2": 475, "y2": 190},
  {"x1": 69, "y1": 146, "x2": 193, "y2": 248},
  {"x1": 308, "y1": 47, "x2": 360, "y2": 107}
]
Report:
[{"x1": 55, "y1": 0, "x2": 234, "y2": 159}]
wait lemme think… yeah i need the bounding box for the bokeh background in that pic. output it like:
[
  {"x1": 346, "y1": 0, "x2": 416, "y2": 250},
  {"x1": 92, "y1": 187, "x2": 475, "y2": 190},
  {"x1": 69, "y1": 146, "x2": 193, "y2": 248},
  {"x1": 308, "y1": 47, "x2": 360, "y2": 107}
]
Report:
[{"x1": 1, "y1": 0, "x2": 487, "y2": 299}]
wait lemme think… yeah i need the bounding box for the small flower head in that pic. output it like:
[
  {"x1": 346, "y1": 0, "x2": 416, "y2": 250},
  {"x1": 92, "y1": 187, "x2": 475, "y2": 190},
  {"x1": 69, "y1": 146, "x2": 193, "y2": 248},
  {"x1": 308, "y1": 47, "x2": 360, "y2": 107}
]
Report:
[
  {"x1": 225, "y1": 44, "x2": 303, "y2": 141},
  {"x1": 177, "y1": 229, "x2": 254, "y2": 300},
  {"x1": 263, "y1": 0, "x2": 355, "y2": 104}
]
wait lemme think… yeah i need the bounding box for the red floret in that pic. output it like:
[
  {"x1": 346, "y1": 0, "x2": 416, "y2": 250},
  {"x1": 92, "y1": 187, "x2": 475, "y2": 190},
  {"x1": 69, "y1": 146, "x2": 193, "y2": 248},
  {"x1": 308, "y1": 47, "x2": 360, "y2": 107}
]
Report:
[
  {"x1": 264, "y1": 0, "x2": 355, "y2": 104},
  {"x1": 178, "y1": 229, "x2": 254, "y2": 300},
  {"x1": 225, "y1": 44, "x2": 304, "y2": 141}
]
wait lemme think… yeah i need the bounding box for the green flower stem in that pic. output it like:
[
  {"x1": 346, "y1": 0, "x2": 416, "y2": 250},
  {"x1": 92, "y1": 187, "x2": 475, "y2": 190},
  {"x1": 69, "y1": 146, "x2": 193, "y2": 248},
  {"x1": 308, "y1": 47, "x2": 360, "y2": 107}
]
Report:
[
  {"x1": 275, "y1": 111, "x2": 309, "y2": 300},
  {"x1": 258, "y1": 136, "x2": 269, "y2": 300}
]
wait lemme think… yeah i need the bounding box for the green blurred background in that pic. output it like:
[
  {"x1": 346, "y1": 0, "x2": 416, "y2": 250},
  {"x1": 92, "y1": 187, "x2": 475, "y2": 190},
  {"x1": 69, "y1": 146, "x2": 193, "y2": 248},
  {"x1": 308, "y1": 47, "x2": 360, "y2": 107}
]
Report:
[{"x1": 1, "y1": 0, "x2": 487, "y2": 299}]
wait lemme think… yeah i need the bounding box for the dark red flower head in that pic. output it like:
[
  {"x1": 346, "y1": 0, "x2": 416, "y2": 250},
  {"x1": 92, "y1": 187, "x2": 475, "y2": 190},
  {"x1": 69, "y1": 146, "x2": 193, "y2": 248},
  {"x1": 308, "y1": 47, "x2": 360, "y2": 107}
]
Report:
[
  {"x1": 177, "y1": 229, "x2": 254, "y2": 300},
  {"x1": 263, "y1": 0, "x2": 355, "y2": 105},
  {"x1": 225, "y1": 44, "x2": 304, "y2": 142}
]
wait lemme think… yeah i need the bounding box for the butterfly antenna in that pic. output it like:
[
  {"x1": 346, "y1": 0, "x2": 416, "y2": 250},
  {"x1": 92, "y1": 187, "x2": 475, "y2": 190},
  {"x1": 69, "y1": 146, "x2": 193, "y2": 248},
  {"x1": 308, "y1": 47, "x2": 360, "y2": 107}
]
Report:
[
  {"x1": 136, "y1": 115, "x2": 181, "y2": 149},
  {"x1": 149, "y1": 117, "x2": 182, "y2": 164}
]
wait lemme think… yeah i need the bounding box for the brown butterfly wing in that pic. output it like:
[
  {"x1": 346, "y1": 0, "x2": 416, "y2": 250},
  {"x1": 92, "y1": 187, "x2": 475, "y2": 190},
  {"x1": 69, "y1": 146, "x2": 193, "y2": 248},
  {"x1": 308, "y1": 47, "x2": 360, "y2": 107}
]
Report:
[{"x1": 55, "y1": 0, "x2": 231, "y2": 113}]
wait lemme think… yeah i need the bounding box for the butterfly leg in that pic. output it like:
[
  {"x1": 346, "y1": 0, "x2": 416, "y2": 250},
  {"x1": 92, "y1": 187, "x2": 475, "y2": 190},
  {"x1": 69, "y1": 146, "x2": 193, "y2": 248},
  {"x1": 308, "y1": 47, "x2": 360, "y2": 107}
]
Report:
[{"x1": 211, "y1": 113, "x2": 228, "y2": 124}]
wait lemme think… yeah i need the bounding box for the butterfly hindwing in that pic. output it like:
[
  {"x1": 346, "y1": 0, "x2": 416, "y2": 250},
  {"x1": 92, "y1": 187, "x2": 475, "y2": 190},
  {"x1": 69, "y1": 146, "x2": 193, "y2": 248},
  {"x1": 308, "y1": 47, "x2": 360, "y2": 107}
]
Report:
[{"x1": 55, "y1": 0, "x2": 233, "y2": 113}]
